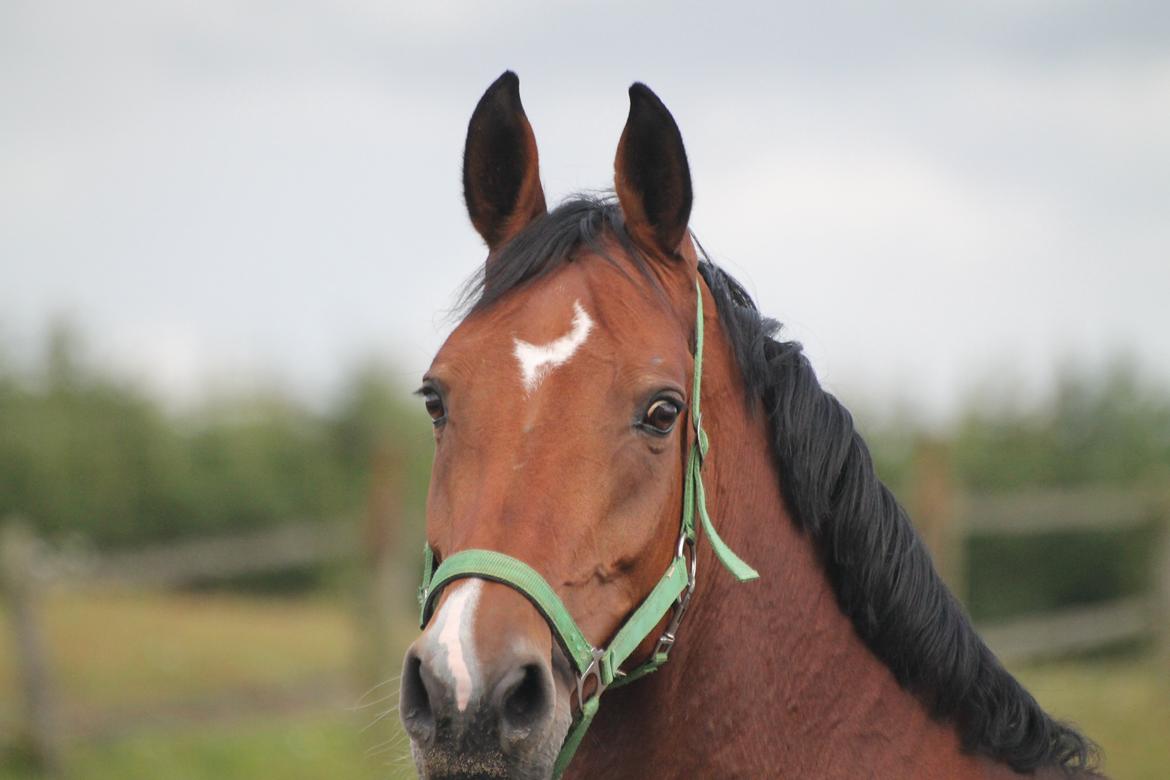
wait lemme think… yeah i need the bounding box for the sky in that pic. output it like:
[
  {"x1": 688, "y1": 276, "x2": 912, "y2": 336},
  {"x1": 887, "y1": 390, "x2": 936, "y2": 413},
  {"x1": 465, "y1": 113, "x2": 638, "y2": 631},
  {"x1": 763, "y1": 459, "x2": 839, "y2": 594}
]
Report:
[{"x1": 2, "y1": 1, "x2": 1168, "y2": 422}]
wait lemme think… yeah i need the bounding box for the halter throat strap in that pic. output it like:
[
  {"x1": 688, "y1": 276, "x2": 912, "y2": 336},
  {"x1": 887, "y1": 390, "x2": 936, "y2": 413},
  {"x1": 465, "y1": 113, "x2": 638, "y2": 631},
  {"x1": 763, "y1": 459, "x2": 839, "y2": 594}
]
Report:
[{"x1": 416, "y1": 278, "x2": 758, "y2": 777}]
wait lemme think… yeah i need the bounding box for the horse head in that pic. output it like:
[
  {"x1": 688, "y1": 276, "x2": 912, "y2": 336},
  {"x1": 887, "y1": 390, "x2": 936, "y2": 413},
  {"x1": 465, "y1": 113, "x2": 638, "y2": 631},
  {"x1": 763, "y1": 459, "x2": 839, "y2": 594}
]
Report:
[
  {"x1": 398, "y1": 72, "x2": 1098, "y2": 780},
  {"x1": 399, "y1": 72, "x2": 731, "y2": 779}
]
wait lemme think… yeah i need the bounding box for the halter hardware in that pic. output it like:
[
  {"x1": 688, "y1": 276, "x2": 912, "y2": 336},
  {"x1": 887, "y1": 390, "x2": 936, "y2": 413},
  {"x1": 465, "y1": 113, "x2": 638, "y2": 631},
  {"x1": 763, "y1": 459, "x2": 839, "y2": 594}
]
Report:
[
  {"x1": 652, "y1": 534, "x2": 697, "y2": 660},
  {"x1": 576, "y1": 647, "x2": 611, "y2": 711},
  {"x1": 415, "y1": 279, "x2": 758, "y2": 778}
]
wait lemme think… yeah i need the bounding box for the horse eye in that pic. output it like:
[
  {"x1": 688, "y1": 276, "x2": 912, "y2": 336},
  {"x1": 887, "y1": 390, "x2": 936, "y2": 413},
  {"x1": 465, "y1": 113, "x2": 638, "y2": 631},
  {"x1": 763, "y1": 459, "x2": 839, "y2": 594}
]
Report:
[
  {"x1": 422, "y1": 389, "x2": 446, "y2": 424},
  {"x1": 642, "y1": 398, "x2": 681, "y2": 435}
]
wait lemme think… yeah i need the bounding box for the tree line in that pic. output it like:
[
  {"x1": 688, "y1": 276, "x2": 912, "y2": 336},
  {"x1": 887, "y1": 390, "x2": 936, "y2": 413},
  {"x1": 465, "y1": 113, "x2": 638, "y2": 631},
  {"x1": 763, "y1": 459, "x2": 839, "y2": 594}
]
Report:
[{"x1": 3, "y1": 323, "x2": 1168, "y2": 583}]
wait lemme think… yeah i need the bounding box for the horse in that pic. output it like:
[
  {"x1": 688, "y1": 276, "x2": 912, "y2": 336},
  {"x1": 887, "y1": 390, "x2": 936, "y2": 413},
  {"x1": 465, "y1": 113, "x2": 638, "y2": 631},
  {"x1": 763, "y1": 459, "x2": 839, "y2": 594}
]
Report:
[{"x1": 398, "y1": 71, "x2": 1100, "y2": 779}]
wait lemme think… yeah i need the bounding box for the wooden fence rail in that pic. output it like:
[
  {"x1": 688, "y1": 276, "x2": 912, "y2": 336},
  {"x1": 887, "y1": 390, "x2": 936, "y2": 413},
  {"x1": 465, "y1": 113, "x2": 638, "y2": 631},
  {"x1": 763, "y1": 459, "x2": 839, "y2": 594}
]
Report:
[
  {"x1": 960, "y1": 486, "x2": 1169, "y2": 663},
  {"x1": 978, "y1": 596, "x2": 1157, "y2": 664},
  {"x1": 910, "y1": 441, "x2": 1170, "y2": 665},
  {"x1": 87, "y1": 521, "x2": 357, "y2": 588},
  {"x1": 963, "y1": 488, "x2": 1154, "y2": 536}
]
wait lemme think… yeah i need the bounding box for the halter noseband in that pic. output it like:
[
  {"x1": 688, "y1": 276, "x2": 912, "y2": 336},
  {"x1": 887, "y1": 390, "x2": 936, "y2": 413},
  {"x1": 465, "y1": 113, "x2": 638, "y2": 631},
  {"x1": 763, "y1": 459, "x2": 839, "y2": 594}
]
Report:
[{"x1": 416, "y1": 278, "x2": 758, "y2": 777}]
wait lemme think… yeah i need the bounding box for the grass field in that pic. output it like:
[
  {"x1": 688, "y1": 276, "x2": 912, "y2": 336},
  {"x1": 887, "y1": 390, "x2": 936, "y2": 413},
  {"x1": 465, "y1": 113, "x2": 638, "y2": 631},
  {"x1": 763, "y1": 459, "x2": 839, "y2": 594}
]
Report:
[
  {"x1": 3, "y1": 590, "x2": 357, "y2": 713},
  {"x1": 3, "y1": 712, "x2": 414, "y2": 780},
  {"x1": 1, "y1": 590, "x2": 1166, "y2": 779},
  {"x1": 1011, "y1": 653, "x2": 1170, "y2": 780}
]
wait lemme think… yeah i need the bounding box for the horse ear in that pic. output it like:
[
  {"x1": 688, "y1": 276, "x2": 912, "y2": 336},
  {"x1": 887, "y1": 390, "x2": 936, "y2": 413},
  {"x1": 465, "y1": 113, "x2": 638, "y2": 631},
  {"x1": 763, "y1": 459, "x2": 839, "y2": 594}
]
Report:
[
  {"x1": 614, "y1": 83, "x2": 693, "y2": 258},
  {"x1": 463, "y1": 71, "x2": 547, "y2": 251}
]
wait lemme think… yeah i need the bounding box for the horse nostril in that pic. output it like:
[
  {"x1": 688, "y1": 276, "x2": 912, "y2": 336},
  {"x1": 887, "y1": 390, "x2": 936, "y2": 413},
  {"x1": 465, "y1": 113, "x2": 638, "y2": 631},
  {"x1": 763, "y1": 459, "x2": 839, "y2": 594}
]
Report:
[
  {"x1": 399, "y1": 650, "x2": 435, "y2": 744},
  {"x1": 503, "y1": 664, "x2": 543, "y2": 722},
  {"x1": 495, "y1": 662, "x2": 554, "y2": 752}
]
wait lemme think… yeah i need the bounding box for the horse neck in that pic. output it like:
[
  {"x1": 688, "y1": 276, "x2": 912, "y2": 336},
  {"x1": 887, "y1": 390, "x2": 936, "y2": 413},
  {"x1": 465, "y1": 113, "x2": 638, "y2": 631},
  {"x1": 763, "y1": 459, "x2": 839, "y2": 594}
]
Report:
[{"x1": 571, "y1": 299, "x2": 1012, "y2": 779}]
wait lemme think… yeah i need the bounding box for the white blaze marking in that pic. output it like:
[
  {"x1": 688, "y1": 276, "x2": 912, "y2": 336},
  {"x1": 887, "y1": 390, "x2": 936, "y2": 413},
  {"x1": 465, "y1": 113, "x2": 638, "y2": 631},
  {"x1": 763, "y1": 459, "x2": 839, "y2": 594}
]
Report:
[
  {"x1": 432, "y1": 580, "x2": 482, "y2": 712},
  {"x1": 512, "y1": 300, "x2": 593, "y2": 393}
]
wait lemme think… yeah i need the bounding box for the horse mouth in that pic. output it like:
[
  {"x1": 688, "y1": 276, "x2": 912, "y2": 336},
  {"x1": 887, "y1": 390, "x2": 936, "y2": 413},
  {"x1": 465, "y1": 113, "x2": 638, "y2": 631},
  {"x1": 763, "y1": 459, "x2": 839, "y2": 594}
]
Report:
[
  {"x1": 409, "y1": 742, "x2": 557, "y2": 780},
  {"x1": 410, "y1": 744, "x2": 509, "y2": 779},
  {"x1": 411, "y1": 701, "x2": 576, "y2": 780}
]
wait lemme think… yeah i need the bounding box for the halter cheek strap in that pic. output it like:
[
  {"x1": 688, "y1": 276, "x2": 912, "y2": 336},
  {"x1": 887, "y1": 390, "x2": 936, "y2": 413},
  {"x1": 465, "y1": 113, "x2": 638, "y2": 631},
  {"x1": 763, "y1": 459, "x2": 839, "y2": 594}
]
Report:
[{"x1": 416, "y1": 279, "x2": 758, "y2": 778}]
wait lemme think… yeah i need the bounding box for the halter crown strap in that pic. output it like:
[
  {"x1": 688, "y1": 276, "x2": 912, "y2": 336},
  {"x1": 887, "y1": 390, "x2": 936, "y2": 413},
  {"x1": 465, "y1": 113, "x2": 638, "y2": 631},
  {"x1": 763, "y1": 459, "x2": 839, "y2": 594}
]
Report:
[
  {"x1": 685, "y1": 279, "x2": 759, "y2": 582},
  {"x1": 416, "y1": 277, "x2": 757, "y2": 778}
]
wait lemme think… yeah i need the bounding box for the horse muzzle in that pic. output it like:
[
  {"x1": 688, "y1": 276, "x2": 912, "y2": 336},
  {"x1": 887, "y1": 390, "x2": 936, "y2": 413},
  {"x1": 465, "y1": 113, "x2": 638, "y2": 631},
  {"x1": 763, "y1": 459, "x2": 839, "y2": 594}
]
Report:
[{"x1": 400, "y1": 580, "x2": 570, "y2": 779}]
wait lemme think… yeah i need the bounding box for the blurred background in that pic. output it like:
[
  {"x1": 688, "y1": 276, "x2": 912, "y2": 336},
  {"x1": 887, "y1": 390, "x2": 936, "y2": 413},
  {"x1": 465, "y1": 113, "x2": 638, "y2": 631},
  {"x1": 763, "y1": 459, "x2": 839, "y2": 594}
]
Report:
[{"x1": 2, "y1": 2, "x2": 1168, "y2": 778}]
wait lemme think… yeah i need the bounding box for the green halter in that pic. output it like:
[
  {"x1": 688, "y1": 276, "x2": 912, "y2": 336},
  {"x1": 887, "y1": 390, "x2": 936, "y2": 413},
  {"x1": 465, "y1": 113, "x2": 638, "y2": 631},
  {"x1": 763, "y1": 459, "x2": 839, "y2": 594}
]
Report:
[{"x1": 416, "y1": 279, "x2": 758, "y2": 778}]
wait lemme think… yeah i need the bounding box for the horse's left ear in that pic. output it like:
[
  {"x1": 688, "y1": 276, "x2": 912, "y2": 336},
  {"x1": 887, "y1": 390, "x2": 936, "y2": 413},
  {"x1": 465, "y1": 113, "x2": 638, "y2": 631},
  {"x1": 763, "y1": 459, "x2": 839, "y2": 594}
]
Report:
[
  {"x1": 463, "y1": 71, "x2": 547, "y2": 251},
  {"x1": 614, "y1": 83, "x2": 694, "y2": 259}
]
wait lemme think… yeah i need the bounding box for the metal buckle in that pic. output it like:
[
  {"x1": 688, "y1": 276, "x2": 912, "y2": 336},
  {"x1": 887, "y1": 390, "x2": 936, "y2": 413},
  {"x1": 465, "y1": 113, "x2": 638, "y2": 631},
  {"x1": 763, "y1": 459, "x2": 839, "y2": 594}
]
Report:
[
  {"x1": 651, "y1": 628, "x2": 676, "y2": 658},
  {"x1": 576, "y1": 647, "x2": 609, "y2": 709},
  {"x1": 653, "y1": 536, "x2": 697, "y2": 658}
]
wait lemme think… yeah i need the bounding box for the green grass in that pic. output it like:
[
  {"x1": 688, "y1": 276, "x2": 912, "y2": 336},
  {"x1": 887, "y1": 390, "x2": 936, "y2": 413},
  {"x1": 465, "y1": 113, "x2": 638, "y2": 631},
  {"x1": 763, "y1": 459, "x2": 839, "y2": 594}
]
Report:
[
  {"x1": 0, "y1": 588, "x2": 417, "y2": 779},
  {"x1": 1010, "y1": 652, "x2": 1170, "y2": 780},
  {"x1": 2, "y1": 590, "x2": 1166, "y2": 779},
  {"x1": 2, "y1": 711, "x2": 415, "y2": 780},
  {"x1": 0, "y1": 589, "x2": 358, "y2": 713}
]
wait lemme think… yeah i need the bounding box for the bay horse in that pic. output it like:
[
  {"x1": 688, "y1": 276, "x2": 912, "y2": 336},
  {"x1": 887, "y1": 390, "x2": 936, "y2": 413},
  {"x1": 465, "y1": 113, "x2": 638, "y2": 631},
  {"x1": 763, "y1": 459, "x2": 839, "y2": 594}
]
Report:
[{"x1": 399, "y1": 72, "x2": 1099, "y2": 779}]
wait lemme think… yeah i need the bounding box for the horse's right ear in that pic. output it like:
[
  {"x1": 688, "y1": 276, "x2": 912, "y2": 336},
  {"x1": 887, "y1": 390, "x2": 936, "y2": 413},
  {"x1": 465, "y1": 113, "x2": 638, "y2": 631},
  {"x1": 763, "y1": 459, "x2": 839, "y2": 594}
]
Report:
[{"x1": 463, "y1": 71, "x2": 547, "y2": 252}]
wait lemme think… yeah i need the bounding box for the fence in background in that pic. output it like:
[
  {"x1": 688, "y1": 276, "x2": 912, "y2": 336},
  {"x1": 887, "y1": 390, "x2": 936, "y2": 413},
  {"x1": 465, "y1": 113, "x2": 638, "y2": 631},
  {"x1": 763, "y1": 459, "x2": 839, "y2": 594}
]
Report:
[
  {"x1": 911, "y1": 440, "x2": 1170, "y2": 665},
  {"x1": 0, "y1": 520, "x2": 378, "y2": 775},
  {"x1": 1, "y1": 450, "x2": 409, "y2": 776},
  {"x1": 4, "y1": 447, "x2": 1169, "y2": 774}
]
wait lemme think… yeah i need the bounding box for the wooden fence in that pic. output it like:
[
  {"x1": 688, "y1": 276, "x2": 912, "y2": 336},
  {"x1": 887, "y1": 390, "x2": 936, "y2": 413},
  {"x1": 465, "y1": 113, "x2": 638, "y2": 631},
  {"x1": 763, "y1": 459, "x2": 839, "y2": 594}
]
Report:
[
  {"x1": 0, "y1": 447, "x2": 415, "y2": 776},
  {"x1": 3, "y1": 457, "x2": 1168, "y2": 773},
  {"x1": 0, "y1": 519, "x2": 380, "y2": 775},
  {"x1": 911, "y1": 442, "x2": 1170, "y2": 665}
]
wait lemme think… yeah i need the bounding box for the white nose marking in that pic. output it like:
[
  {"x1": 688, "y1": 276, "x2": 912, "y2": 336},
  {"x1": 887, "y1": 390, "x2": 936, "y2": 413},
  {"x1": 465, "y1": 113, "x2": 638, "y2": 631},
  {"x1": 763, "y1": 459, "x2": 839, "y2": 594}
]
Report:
[
  {"x1": 512, "y1": 300, "x2": 593, "y2": 393},
  {"x1": 431, "y1": 580, "x2": 483, "y2": 712}
]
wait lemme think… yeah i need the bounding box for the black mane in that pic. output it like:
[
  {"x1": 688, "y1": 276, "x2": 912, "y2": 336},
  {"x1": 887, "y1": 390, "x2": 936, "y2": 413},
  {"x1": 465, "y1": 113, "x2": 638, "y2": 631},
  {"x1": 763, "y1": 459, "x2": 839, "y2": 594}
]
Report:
[{"x1": 460, "y1": 196, "x2": 1096, "y2": 773}]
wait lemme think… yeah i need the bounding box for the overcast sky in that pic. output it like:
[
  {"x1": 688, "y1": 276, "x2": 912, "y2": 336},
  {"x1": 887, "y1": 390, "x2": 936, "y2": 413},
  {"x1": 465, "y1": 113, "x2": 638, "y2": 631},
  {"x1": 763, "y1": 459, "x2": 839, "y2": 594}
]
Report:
[{"x1": 3, "y1": 1, "x2": 1168, "y2": 421}]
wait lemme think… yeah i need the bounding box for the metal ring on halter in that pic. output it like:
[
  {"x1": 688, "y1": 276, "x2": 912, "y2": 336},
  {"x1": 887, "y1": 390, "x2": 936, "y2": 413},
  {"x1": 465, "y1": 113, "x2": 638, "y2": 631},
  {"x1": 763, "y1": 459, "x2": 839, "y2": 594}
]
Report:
[
  {"x1": 576, "y1": 647, "x2": 609, "y2": 709},
  {"x1": 676, "y1": 530, "x2": 698, "y2": 587}
]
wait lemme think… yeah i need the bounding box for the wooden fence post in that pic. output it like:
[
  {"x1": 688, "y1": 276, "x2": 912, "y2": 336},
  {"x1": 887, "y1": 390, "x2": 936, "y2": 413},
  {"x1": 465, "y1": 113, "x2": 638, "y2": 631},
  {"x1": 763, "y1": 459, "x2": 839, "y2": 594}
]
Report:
[
  {"x1": 1155, "y1": 492, "x2": 1170, "y2": 670},
  {"x1": 911, "y1": 437, "x2": 965, "y2": 602},
  {"x1": 357, "y1": 445, "x2": 406, "y2": 699},
  {"x1": 0, "y1": 520, "x2": 62, "y2": 776}
]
